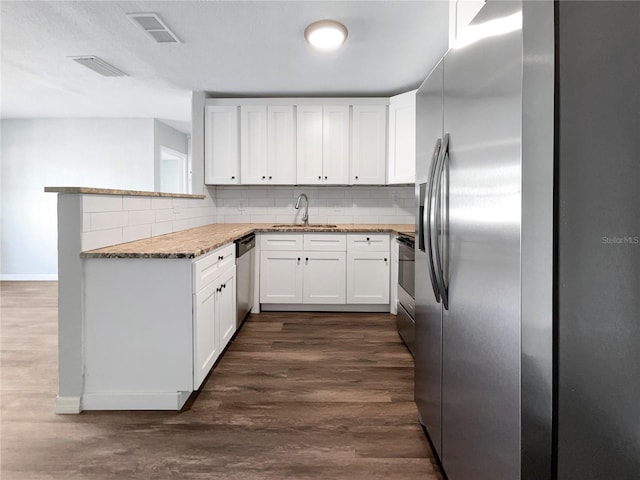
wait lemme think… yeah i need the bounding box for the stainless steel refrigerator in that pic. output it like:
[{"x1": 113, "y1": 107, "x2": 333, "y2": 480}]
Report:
[{"x1": 414, "y1": 1, "x2": 640, "y2": 479}]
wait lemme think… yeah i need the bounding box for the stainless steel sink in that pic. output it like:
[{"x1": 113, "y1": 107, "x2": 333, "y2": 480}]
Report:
[{"x1": 271, "y1": 224, "x2": 337, "y2": 228}]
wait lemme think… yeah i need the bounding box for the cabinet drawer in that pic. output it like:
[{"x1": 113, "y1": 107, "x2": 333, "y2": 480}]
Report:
[
  {"x1": 347, "y1": 234, "x2": 390, "y2": 252},
  {"x1": 193, "y1": 243, "x2": 235, "y2": 292},
  {"x1": 303, "y1": 233, "x2": 347, "y2": 251},
  {"x1": 260, "y1": 233, "x2": 303, "y2": 251}
]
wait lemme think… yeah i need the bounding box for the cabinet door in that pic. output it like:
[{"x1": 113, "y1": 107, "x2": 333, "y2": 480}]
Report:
[
  {"x1": 260, "y1": 251, "x2": 303, "y2": 303},
  {"x1": 267, "y1": 106, "x2": 297, "y2": 184},
  {"x1": 322, "y1": 105, "x2": 350, "y2": 184},
  {"x1": 296, "y1": 105, "x2": 323, "y2": 185},
  {"x1": 351, "y1": 105, "x2": 387, "y2": 184},
  {"x1": 388, "y1": 91, "x2": 416, "y2": 184},
  {"x1": 217, "y1": 266, "x2": 237, "y2": 351},
  {"x1": 205, "y1": 105, "x2": 240, "y2": 185},
  {"x1": 346, "y1": 252, "x2": 390, "y2": 304},
  {"x1": 193, "y1": 282, "x2": 219, "y2": 389},
  {"x1": 303, "y1": 252, "x2": 346, "y2": 304},
  {"x1": 240, "y1": 105, "x2": 268, "y2": 184}
]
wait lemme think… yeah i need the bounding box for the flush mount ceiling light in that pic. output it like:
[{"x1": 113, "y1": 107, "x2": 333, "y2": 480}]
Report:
[
  {"x1": 69, "y1": 56, "x2": 128, "y2": 77},
  {"x1": 304, "y1": 19, "x2": 348, "y2": 50},
  {"x1": 127, "y1": 13, "x2": 181, "y2": 43}
]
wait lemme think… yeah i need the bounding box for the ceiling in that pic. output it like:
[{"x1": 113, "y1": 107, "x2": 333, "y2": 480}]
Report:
[{"x1": 1, "y1": 1, "x2": 450, "y2": 133}]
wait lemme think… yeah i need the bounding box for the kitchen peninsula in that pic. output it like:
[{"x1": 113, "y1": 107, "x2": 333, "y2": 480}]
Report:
[{"x1": 48, "y1": 187, "x2": 412, "y2": 414}]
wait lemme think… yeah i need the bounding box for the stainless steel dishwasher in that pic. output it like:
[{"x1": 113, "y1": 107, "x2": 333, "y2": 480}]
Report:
[{"x1": 235, "y1": 233, "x2": 255, "y2": 328}]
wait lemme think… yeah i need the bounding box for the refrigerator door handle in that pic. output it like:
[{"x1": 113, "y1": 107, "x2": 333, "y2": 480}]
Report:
[
  {"x1": 433, "y1": 133, "x2": 449, "y2": 310},
  {"x1": 425, "y1": 138, "x2": 442, "y2": 302}
]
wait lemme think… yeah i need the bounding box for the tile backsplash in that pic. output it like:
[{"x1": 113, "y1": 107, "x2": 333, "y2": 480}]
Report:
[
  {"x1": 79, "y1": 185, "x2": 415, "y2": 252},
  {"x1": 81, "y1": 191, "x2": 216, "y2": 251},
  {"x1": 214, "y1": 186, "x2": 415, "y2": 225}
]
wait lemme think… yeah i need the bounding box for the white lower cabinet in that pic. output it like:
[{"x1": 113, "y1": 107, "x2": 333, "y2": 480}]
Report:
[
  {"x1": 303, "y1": 252, "x2": 346, "y2": 304},
  {"x1": 346, "y1": 233, "x2": 390, "y2": 304},
  {"x1": 260, "y1": 233, "x2": 347, "y2": 305},
  {"x1": 259, "y1": 233, "x2": 390, "y2": 307},
  {"x1": 193, "y1": 282, "x2": 219, "y2": 389},
  {"x1": 217, "y1": 266, "x2": 237, "y2": 348},
  {"x1": 193, "y1": 260, "x2": 236, "y2": 390},
  {"x1": 346, "y1": 252, "x2": 390, "y2": 304},
  {"x1": 82, "y1": 242, "x2": 237, "y2": 411},
  {"x1": 260, "y1": 251, "x2": 304, "y2": 303}
]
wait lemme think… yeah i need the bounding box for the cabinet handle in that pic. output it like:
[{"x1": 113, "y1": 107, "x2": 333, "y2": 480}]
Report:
[
  {"x1": 355, "y1": 176, "x2": 359, "y2": 180},
  {"x1": 222, "y1": 283, "x2": 226, "y2": 289},
  {"x1": 231, "y1": 176, "x2": 235, "y2": 180},
  {"x1": 305, "y1": 257, "x2": 309, "y2": 261},
  {"x1": 269, "y1": 176, "x2": 272, "y2": 180},
  {"x1": 297, "y1": 257, "x2": 301, "y2": 261},
  {"x1": 384, "y1": 258, "x2": 388, "y2": 262},
  {"x1": 216, "y1": 287, "x2": 221, "y2": 292},
  {"x1": 324, "y1": 176, "x2": 328, "y2": 180},
  {"x1": 366, "y1": 237, "x2": 370, "y2": 241},
  {"x1": 318, "y1": 175, "x2": 321, "y2": 179},
  {"x1": 262, "y1": 176, "x2": 266, "y2": 179},
  {"x1": 218, "y1": 255, "x2": 223, "y2": 260}
]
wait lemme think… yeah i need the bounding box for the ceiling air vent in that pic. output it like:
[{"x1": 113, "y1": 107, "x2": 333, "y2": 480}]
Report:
[
  {"x1": 127, "y1": 13, "x2": 181, "y2": 43},
  {"x1": 69, "y1": 56, "x2": 128, "y2": 77}
]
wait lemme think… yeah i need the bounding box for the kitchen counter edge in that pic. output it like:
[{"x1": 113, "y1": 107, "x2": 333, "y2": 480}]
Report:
[{"x1": 45, "y1": 186, "x2": 206, "y2": 199}]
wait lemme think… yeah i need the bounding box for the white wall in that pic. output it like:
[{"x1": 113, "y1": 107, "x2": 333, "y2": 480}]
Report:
[
  {"x1": 215, "y1": 186, "x2": 414, "y2": 225},
  {"x1": 191, "y1": 91, "x2": 206, "y2": 196},
  {"x1": 0, "y1": 118, "x2": 155, "y2": 279},
  {"x1": 153, "y1": 119, "x2": 189, "y2": 191}
]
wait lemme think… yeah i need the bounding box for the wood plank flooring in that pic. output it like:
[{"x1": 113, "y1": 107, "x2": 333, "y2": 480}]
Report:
[{"x1": 1, "y1": 281, "x2": 441, "y2": 480}]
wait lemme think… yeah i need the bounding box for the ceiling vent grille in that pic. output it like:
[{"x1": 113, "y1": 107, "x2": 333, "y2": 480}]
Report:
[
  {"x1": 69, "y1": 56, "x2": 128, "y2": 77},
  {"x1": 127, "y1": 13, "x2": 181, "y2": 43}
]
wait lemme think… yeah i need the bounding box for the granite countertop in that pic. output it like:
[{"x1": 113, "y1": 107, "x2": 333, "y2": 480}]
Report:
[
  {"x1": 81, "y1": 223, "x2": 415, "y2": 259},
  {"x1": 45, "y1": 186, "x2": 205, "y2": 199}
]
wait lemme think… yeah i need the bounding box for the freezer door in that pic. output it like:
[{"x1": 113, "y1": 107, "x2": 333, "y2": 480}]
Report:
[
  {"x1": 441, "y1": 2, "x2": 523, "y2": 479},
  {"x1": 414, "y1": 58, "x2": 444, "y2": 458}
]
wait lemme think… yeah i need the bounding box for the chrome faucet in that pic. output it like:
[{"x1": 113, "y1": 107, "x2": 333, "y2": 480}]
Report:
[{"x1": 295, "y1": 193, "x2": 309, "y2": 226}]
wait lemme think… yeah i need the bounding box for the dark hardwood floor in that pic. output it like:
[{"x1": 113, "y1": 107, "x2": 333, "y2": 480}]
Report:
[{"x1": 1, "y1": 281, "x2": 441, "y2": 479}]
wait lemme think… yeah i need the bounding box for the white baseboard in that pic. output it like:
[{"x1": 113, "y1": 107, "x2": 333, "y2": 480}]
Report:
[
  {"x1": 1, "y1": 274, "x2": 58, "y2": 281},
  {"x1": 81, "y1": 391, "x2": 192, "y2": 411},
  {"x1": 54, "y1": 396, "x2": 82, "y2": 414}
]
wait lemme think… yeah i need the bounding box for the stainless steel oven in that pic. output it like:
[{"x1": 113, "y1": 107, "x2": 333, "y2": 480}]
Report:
[{"x1": 397, "y1": 235, "x2": 415, "y2": 356}]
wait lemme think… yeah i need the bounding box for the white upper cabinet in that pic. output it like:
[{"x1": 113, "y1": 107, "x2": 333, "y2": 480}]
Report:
[
  {"x1": 351, "y1": 105, "x2": 387, "y2": 185},
  {"x1": 241, "y1": 105, "x2": 296, "y2": 184},
  {"x1": 296, "y1": 105, "x2": 324, "y2": 184},
  {"x1": 204, "y1": 98, "x2": 393, "y2": 186},
  {"x1": 267, "y1": 106, "x2": 296, "y2": 184},
  {"x1": 388, "y1": 90, "x2": 416, "y2": 184},
  {"x1": 322, "y1": 106, "x2": 350, "y2": 184},
  {"x1": 449, "y1": 0, "x2": 486, "y2": 48},
  {"x1": 297, "y1": 105, "x2": 350, "y2": 185},
  {"x1": 205, "y1": 104, "x2": 240, "y2": 185},
  {"x1": 240, "y1": 105, "x2": 268, "y2": 184}
]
